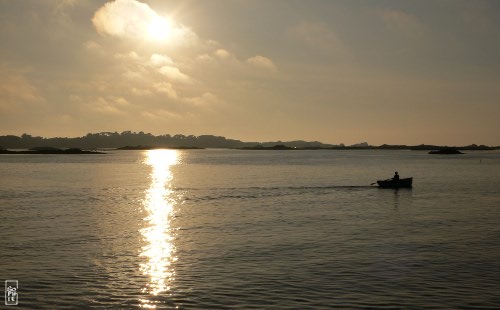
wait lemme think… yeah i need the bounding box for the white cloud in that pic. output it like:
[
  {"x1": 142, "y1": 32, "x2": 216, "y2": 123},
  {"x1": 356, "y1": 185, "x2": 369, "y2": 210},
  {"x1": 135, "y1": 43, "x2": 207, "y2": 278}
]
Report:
[
  {"x1": 89, "y1": 96, "x2": 129, "y2": 115},
  {"x1": 197, "y1": 54, "x2": 213, "y2": 62},
  {"x1": 170, "y1": 25, "x2": 198, "y2": 45},
  {"x1": 131, "y1": 87, "x2": 153, "y2": 96},
  {"x1": 141, "y1": 109, "x2": 180, "y2": 119},
  {"x1": 92, "y1": 0, "x2": 198, "y2": 44},
  {"x1": 115, "y1": 51, "x2": 140, "y2": 61},
  {"x1": 153, "y1": 82, "x2": 178, "y2": 99},
  {"x1": 207, "y1": 40, "x2": 220, "y2": 47},
  {"x1": 215, "y1": 49, "x2": 231, "y2": 59},
  {"x1": 184, "y1": 92, "x2": 222, "y2": 107},
  {"x1": 158, "y1": 66, "x2": 191, "y2": 83},
  {"x1": 92, "y1": 0, "x2": 155, "y2": 38},
  {"x1": 246, "y1": 55, "x2": 277, "y2": 72},
  {"x1": 150, "y1": 54, "x2": 173, "y2": 67}
]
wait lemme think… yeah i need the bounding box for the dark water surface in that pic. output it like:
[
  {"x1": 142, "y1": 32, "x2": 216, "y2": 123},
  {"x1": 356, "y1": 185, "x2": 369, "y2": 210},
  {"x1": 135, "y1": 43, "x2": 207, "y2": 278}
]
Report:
[{"x1": 1, "y1": 149, "x2": 499, "y2": 309}]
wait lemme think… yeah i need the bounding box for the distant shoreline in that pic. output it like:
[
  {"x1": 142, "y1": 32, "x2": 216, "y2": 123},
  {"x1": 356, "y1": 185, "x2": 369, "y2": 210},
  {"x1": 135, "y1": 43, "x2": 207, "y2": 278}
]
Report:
[
  {"x1": 1, "y1": 132, "x2": 498, "y2": 151},
  {"x1": 2, "y1": 145, "x2": 498, "y2": 155},
  {"x1": 237, "y1": 145, "x2": 496, "y2": 151},
  {"x1": 0, "y1": 148, "x2": 105, "y2": 155},
  {"x1": 0, "y1": 131, "x2": 500, "y2": 154}
]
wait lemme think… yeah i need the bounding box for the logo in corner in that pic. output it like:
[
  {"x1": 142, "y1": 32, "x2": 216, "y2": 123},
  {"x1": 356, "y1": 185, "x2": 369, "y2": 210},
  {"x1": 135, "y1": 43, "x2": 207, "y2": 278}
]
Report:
[{"x1": 5, "y1": 280, "x2": 18, "y2": 306}]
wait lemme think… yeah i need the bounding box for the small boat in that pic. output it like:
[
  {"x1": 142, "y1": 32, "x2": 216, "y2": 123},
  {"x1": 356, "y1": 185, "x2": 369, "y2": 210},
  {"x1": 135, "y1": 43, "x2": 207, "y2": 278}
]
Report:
[{"x1": 377, "y1": 177, "x2": 413, "y2": 188}]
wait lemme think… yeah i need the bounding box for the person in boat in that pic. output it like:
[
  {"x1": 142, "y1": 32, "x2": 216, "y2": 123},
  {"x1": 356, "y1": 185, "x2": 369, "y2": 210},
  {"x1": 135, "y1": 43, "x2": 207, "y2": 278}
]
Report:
[{"x1": 393, "y1": 171, "x2": 399, "y2": 181}]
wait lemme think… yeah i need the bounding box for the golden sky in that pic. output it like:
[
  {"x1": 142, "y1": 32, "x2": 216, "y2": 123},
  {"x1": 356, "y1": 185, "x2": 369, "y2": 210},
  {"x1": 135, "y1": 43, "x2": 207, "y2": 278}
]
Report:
[{"x1": 1, "y1": 0, "x2": 499, "y2": 145}]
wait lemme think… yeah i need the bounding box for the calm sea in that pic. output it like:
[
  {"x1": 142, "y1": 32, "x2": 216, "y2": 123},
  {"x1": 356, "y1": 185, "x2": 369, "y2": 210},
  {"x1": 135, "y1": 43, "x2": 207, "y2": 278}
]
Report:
[{"x1": 1, "y1": 149, "x2": 499, "y2": 309}]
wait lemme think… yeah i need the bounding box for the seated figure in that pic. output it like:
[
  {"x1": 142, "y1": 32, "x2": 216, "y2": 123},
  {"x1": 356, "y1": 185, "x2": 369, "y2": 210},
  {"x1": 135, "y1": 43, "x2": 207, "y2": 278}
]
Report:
[{"x1": 393, "y1": 171, "x2": 399, "y2": 181}]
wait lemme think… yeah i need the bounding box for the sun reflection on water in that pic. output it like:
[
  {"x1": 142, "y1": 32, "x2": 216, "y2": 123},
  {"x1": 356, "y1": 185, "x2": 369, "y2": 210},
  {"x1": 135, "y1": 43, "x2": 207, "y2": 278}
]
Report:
[{"x1": 140, "y1": 149, "x2": 179, "y2": 308}]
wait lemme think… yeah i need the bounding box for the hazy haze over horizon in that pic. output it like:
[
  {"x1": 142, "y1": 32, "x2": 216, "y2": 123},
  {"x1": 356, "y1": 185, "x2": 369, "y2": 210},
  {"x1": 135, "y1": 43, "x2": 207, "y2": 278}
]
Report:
[{"x1": 1, "y1": 0, "x2": 499, "y2": 145}]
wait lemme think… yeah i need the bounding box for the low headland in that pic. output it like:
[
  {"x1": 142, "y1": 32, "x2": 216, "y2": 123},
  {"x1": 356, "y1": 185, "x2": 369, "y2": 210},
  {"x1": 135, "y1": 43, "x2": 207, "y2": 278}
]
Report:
[{"x1": 0, "y1": 147, "x2": 105, "y2": 154}]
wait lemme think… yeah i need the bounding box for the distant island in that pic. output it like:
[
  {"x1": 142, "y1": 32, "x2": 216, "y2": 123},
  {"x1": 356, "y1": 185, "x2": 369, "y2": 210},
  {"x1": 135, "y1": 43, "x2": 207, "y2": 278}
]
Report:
[
  {"x1": 0, "y1": 147, "x2": 105, "y2": 155},
  {"x1": 428, "y1": 149, "x2": 464, "y2": 155},
  {"x1": 0, "y1": 132, "x2": 498, "y2": 151},
  {"x1": 239, "y1": 144, "x2": 294, "y2": 150},
  {"x1": 239, "y1": 144, "x2": 344, "y2": 150}
]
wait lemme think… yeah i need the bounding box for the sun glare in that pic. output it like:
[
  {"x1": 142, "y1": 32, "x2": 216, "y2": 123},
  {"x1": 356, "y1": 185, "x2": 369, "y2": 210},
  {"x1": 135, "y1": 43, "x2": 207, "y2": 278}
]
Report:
[
  {"x1": 140, "y1": 149, "x2": 179, "y2": 308},
  {"x1": 147, "y1": 16, "x2": 172, "y2": 42}
]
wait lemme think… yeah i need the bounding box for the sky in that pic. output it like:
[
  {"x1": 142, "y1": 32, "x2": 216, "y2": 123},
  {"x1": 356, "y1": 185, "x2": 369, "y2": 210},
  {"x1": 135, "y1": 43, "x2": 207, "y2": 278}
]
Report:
[{"x1": 1, "y1": 0, "x2": 499, "y2": 145}]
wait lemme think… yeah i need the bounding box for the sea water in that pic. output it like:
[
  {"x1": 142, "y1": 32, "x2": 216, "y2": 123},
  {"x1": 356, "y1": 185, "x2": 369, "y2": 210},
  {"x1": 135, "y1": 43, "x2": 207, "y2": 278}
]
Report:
[{"x1": 1, "y1": 149, "x2": 499, "y2": 309}]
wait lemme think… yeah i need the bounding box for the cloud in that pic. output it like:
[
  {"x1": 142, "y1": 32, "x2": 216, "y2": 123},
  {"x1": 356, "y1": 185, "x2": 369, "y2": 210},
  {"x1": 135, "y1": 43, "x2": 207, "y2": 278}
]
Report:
[
  {"x1": 158, "y1": 66, "x2": 191, "y2": 83},
  {"x1": 130, "y1": 87, "x2": 153, "y2": 96},
  {"x1": 0, "y1": 66, "x2": 44, "y2": 111},
  {"x1": 52, "y1": 0, "x2": 77, "y2": 19},
  {"x1": 153, "y1": 82, "x2": 178, "y2": 99},
  {"x1": 292, "y1": 21, "x2": 345, "y2": 51},
  {"x1": 169, "y1": 25, "x2": 198, "y2": 46},
  {"x1": 378, "y1": 9, "x2": 426, "y2": 35},
  {"x1": 84, "y1": 41, "x2": 105, "y2": 56},
  {"x1": 215, "y1": 49, "x2": 231, "y2": 59},
  {"x1": 92, "y1": 0, "x2": 155, "y2": 38},
  {"x1": 122, "y1": 70, "x2": 144, "y2": 81},
  {"x1": 115, "y1": 51, "x2": 140, "y2": 61},
  {"x1": 150, "y1": 54, "x2": 173, "y2": 67},
  {"x1": 197, "y1": 54, "x2": 213, "y2": 62},
  {"x1": 92, "y1": 0, "x2": 198, "y2": 44},
  {"x1": 114, "y1": 51, "x2": 188, "y2": 84},
  {"x1": 246, "y1": 55, "x2": 277, "y2": 72},
  {"x1": 184, "y1": 92, "x2": 222, "y2": 107},
  {"x1": 89, "y1": 96, "x2": 130, "y2": 115},
  {"x1": 48, "y1": 0, "x2": 79, "y2": 33},
  {"x1": 141, "y1": 109, "x2": 180, "y2": 120}
]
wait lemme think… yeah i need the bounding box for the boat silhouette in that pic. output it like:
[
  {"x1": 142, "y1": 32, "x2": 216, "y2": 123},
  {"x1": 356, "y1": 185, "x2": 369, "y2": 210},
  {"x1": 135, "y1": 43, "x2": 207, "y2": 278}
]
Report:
[{"x1": 376, "y1": 177, "x2": 413, "y2": 188}]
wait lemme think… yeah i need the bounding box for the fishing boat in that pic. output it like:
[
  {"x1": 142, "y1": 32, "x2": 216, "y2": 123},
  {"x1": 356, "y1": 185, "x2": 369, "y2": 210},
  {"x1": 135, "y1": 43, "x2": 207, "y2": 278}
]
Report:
[{"x1": 376, "y1": 177, "x2": 413, "y2": 188}]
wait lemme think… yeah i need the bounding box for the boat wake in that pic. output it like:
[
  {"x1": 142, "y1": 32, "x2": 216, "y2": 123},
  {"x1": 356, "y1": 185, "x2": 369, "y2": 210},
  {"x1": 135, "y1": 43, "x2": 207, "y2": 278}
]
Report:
[{"x1": 179, "y1": 185, "x2": 375, "y2": 202}]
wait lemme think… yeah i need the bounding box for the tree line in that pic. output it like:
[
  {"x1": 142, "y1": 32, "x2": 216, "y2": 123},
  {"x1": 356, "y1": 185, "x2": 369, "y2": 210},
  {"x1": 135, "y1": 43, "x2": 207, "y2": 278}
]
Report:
[
  {"x1": 0, "y1": 131, "x2": 496, "y2": 150},
  {"x1": 0, "y1": 132, "x2": 255, "y2": 149}
]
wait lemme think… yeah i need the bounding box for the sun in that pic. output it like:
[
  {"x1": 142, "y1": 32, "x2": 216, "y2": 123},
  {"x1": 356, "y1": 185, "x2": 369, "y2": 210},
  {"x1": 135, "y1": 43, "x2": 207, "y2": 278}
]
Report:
[{"x1": 147, "y1": 16, "x2": 172, "y2": 42}]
